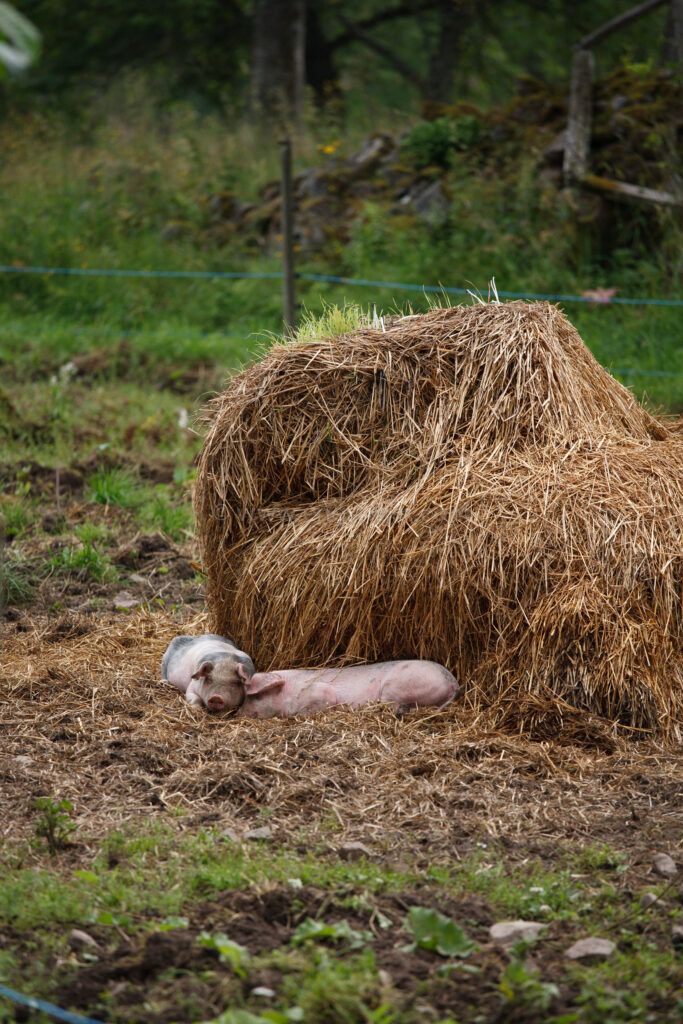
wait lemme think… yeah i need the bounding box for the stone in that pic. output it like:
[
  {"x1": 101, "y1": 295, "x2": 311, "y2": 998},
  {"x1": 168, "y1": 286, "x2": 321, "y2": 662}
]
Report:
[
  {"x1": 339, "y1": 841, "x2": 373, "y2": 861},
  {"x1": 220, "y1": 828, "x2": 243, "y2": 843},
  {"x1": 489, "y1": 920, "x2": 545, "y2": 945},
  {"x1": 400, "y1": 180, "x2": 450, "y2": 226},
  {"x1": 565, "y1": 938, "x2": 615, "y2": 962},
  {"x1": 251, "y1": 987, "x2": 275, "y2": 998},
  {"x1": 351, "y1": 133, "x2": 394, "y2": 174},
  {"x1": 129, "y1": 574, "x2": 146, "y2": 585},
  {"x1": 244, "y1": 825, "x2": 273, "y2": 841},
  {"x1": 69, "y1": 929, "x2": 100, "y2": 950},
  {"x1": 672, "y1": 925, "x2": 683, "y2": 946},
  {"x1": 652, "y1": 853, "x2": 678, "y2": 879},
  {"x1": 542, "y1": 130, "x2": 567, "y2": 163},
  {"x1": 113, "y1": 590, "x2": 139, "y2": 610},
  {"x1": 640, "y1": 892, "x2": 659, "y2": 910}
]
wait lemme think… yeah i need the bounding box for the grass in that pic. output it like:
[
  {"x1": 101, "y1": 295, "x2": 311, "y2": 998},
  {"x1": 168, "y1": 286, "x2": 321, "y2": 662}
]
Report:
[
  {"x1": 48, "y1": 539, "x2": 117, "y2": 583},
  {"x1": 0, "y1": 551, "x2": 37, "y2": 605},
  {"x1": 0, "y1": 823, "x2": 680, "y2": 1024},
  {"x1": 0, "y1": 85, "x2": 680, "y2": 411},
  {"x1": 86, "y1": 467, "x2": 142, "y2": 508}
]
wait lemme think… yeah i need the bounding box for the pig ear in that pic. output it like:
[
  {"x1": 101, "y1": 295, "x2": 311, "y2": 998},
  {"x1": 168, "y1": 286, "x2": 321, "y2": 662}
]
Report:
[
  {"x1": 236, "y1": 662, "x2": 252, "y2": 684},
  {"x1": 191, "y1": 661, "x2": 214, "y2": 680},
  {"x1": 246, "y1": 672, "x2": 285, "y2": 697}
]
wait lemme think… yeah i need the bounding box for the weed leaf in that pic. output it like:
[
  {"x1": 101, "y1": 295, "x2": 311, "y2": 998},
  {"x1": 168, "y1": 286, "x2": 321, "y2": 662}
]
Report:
[{"x1": 406, "y1": 906, "x2": 476, "y2": 957}]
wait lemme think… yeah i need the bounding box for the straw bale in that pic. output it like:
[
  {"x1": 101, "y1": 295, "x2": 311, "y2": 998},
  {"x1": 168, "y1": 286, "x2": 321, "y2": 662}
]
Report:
[{"x1": 194, "y1": 302, "x2": 683, "y2": 739}]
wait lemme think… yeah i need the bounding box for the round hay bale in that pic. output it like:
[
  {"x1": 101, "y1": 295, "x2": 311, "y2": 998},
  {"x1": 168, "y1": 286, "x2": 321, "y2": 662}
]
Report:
[{"x1": 195, "y1": 301, "x2": 683, "y2": 738}]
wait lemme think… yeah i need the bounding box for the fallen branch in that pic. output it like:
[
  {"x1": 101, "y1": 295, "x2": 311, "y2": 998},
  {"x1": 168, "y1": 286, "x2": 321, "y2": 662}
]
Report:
[{"x1": 580, "y1": 173, "x2": 682, "y2": 206}]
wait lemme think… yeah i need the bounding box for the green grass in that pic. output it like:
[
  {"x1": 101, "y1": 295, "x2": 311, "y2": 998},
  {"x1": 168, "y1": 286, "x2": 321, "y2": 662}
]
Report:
[
  {"x1": 0, "y1": 551, "x2": 37, "y2": 605},
  {"x1": 48, "y1": 540, "x2": 117, "y2": 583},
  {"x1": 0, "y1": 823, "x2": 680, "y2": 1024},
  {"x1": 86, "y1": 467, "x2": 142, "y2": 508},
  {"x1": 0, "y1": 91, "x2": 680, "y2": 413},
  {"x1": 0, "y1": 493, "x2": 35, "y2": 540}
]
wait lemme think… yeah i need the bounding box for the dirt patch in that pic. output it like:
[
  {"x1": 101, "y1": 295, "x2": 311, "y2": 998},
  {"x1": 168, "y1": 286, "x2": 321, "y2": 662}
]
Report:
[{"x1": 14, "y1": 880, "x2": 661, "y2": 1024}]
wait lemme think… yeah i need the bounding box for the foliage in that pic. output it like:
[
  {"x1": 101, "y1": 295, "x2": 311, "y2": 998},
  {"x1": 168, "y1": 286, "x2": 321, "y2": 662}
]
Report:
[
  {"x1": 498, "y1": 948, "x2": 559, "y2": 1013},
  {"x1": 404, "y1": 906, "x2": 477, "y2": 958},
  {"x1": 32, "y1": 797, "x2": 76, "y2": 855},
  {"x1": 400, "y1": 115, "x2": 481, "y2": 168},
  {"x1": 197, "y1": 932, "x2": 250, "y2": 976},
  {"x1": 291, "y1": 917, "x2": 373, "y2": 950}
]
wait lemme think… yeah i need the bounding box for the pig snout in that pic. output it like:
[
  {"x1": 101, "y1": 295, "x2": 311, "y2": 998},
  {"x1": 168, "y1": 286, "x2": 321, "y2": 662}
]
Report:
[{"x1": 207, "y1": 694, "x2": 227, "y2": 712}]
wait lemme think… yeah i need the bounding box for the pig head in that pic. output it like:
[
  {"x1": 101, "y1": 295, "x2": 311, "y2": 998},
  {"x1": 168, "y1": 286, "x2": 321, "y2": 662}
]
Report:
[{"x1": 161, "y1": 634, "x2": 255, "y2": 711}]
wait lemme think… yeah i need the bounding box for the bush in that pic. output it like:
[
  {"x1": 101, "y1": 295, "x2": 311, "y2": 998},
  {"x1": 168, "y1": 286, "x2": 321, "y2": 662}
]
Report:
[{"x1": 401, "y1": 115, "x2": 481, "y2": 168}]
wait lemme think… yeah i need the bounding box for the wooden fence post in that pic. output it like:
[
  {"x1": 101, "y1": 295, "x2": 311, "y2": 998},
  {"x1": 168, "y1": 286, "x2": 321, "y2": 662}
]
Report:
[
  {"x1": 280, "y1": 137, "x2": 296, "y2": 335},
  {"x1": 563, "y1": 48, "x2": 595, "y2": 186}
]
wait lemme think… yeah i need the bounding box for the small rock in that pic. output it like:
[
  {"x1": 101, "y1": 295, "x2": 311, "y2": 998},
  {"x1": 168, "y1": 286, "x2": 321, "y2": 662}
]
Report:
[
  {"x1": 378, "y1": 969, "x2": 392, "y2": 987},
  {"x1": 489, "y1": 920, "x2": 545, "y2": 945},
  {"x1": 220, "y1": 828, "x2": 243, "y2": 843},
  {"x1": 653, "y1": 853, "x2": 678, "y2": 879},
  {"x1": 244, "y1": 826, "x2": 273, "y2": 841},
  {"x1": 401, "y1": 180, "x2": 450, "y2": 226},
  {"x1": 251, "y1": 987, "x2": 275, "y2": 999},
  {"x1": 339, "y1": 842, "x2": 373, "y2": 861},
  {"x1": 129, "y1": 573, "x2": 146, "y2": 585},
  {"x1": 413, "y1": 1002, "x2": 438, "y2": 1020},
  {"x1": 69, "y1": 929, "x2": 100, "y2": 950},
  {"x1": 672, "y1": 925, "x2": 683, "y2": 946},
  {"x1": 113, "y1": 590, "x2": 139, "y2": 610},
  {"x1": 565, "y1": 938, "x2": 615, "y2": 962},
  {"x1": 640, "y1": 892, "x2": 659, "y2": 910}
]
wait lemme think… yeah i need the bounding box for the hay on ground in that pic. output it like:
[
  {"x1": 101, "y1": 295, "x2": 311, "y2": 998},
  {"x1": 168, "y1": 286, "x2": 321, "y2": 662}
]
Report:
[{"x1": 194, "y1": 302, "x2": 683, "y2": 739}]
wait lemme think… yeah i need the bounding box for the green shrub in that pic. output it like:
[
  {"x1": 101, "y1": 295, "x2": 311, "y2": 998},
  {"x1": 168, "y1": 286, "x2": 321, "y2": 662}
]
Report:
[{"x1": 401, "y1": 115, "x2": 482, "y2": 168}]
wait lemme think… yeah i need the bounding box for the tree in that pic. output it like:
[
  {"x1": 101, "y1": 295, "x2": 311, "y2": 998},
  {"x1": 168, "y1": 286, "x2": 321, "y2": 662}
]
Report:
[{"x1": 252, "y1": 0, "x2": 306, "y2": 128}]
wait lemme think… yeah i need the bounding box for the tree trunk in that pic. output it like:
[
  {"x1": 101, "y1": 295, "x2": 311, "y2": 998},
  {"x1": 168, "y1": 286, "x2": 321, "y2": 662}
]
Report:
[
  {"x1": 305, "y1": 4, "x2": 339, "y2": 107},
  {"x1": 252, "y1": 0, "x2": 306, "y2": 129},
  {"x1": 426, "y1": 0, "x2": 471, "y2": 103}
]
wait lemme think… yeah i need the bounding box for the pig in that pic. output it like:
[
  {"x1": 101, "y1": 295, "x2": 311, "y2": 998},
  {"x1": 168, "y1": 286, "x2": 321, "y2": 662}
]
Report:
[
  {"x1": 238, "y1": 660, "x2": 459, "y2": 719},
  {"x1": 161, "y1": 634, "x2": 255, "y2": 711}
]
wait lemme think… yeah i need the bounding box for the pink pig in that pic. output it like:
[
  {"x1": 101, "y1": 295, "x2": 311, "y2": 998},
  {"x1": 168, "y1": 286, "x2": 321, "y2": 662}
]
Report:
[{"x1": 236, "y1": 660, "x2": 459, "y2": 718}]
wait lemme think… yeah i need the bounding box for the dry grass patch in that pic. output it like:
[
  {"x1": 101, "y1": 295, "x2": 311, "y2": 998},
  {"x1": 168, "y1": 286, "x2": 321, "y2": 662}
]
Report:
[{"x1": 3, "y1": 610, "x2": 681, "y2": 859}]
